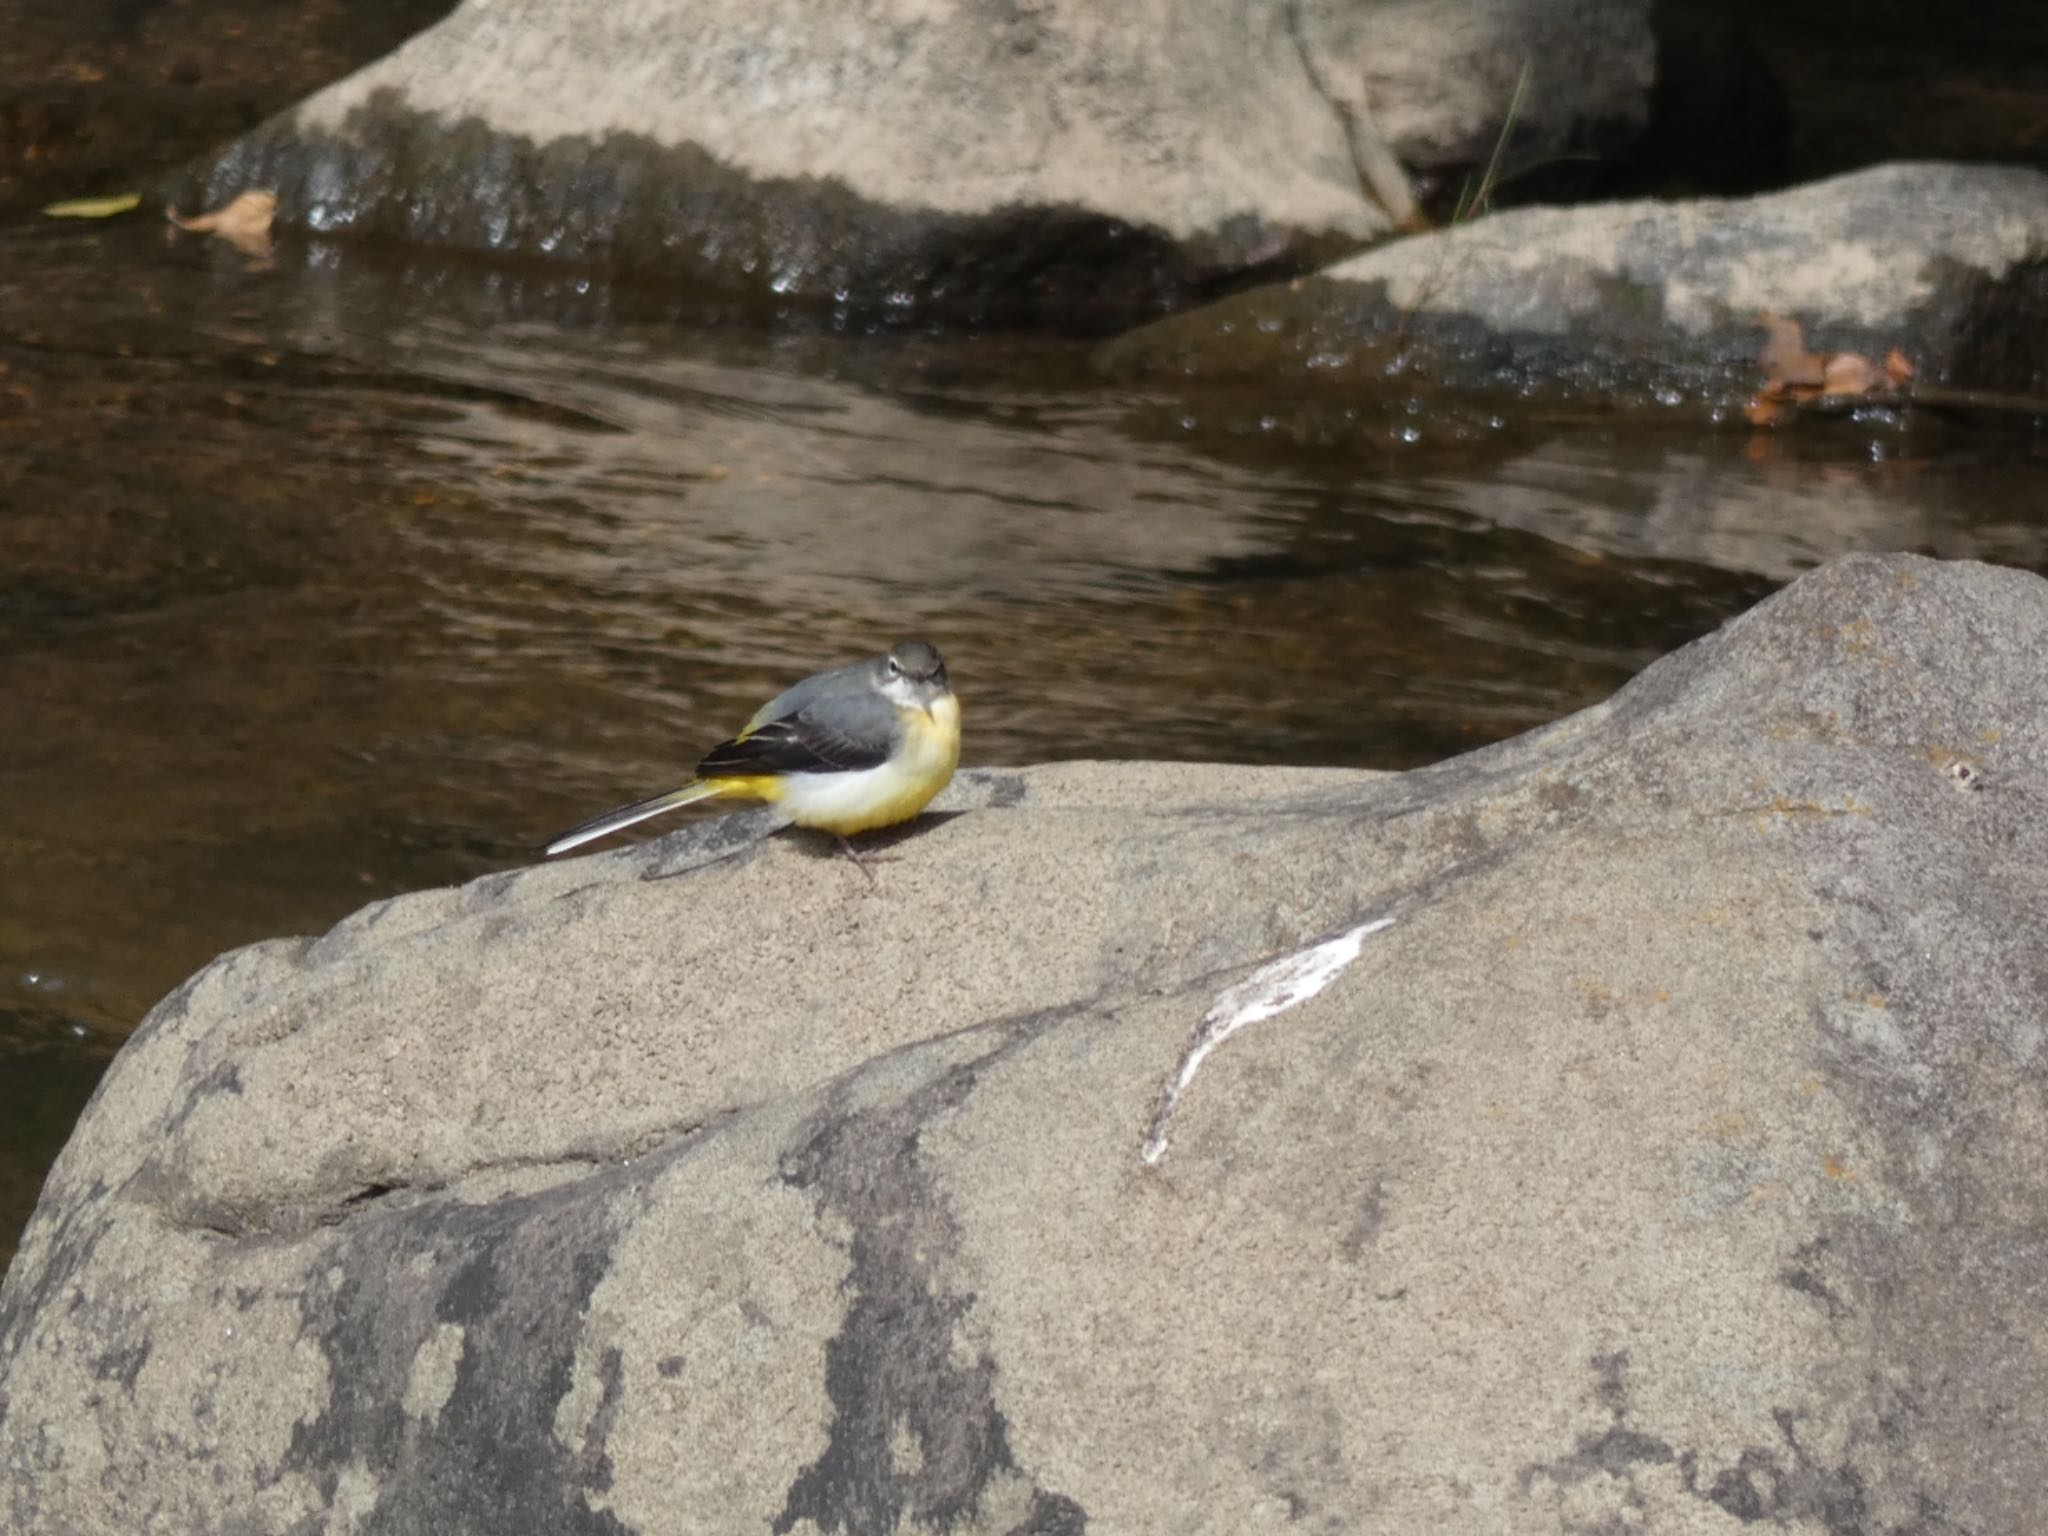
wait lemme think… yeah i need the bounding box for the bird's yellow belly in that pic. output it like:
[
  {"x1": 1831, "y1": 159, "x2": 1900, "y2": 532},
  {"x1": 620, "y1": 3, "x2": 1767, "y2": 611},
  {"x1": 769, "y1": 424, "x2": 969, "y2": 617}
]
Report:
[{"x1": 786, "y1": 695, "x2": 960, "y2": 836}]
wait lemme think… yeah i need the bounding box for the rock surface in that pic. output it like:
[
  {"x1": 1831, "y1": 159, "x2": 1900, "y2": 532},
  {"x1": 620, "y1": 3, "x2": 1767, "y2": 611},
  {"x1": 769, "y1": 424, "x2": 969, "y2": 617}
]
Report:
[
  {"x1": 6, "y1": 553, "x2": 2048, "y2": 1533},
  {"x1": 1101, "y1": 161, "x2": 2048, "y2": 412},
  {"x1": 174, "y1": 0, "x2": 1654, "y2": 325}
]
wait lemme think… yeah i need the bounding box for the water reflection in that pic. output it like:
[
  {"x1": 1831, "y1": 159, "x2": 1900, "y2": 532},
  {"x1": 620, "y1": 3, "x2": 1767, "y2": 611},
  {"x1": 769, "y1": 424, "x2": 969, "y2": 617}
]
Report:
[
  {"x1": 2, "y1": 222, "x2": 2042, "y2": 1267},
  {"x1": 1419, "y1": 428, "x2": 2048, "y2": 580}
]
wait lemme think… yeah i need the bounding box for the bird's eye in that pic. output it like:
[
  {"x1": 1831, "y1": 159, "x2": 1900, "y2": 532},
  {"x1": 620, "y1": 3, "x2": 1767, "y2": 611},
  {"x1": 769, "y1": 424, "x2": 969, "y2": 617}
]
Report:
[{"x1": 886, "y1": 658, "x2": 902, "y2": 677}]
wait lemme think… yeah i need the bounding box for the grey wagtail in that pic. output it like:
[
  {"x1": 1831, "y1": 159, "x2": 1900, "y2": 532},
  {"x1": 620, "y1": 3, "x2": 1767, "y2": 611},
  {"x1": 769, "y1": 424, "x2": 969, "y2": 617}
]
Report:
[{"x1": 544, "y1": 640, "x2": 961, "y2": 859}]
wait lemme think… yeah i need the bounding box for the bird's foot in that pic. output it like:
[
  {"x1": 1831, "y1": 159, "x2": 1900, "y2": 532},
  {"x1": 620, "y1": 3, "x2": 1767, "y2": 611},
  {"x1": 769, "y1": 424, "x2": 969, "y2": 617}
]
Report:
[{"x1": 837, "y1": 835, "x2": 896, "y2": 885}]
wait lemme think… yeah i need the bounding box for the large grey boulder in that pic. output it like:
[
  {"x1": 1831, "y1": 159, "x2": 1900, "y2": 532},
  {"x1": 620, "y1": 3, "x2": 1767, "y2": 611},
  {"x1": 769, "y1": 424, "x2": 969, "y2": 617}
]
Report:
[
  {"x1": 1101, "y1": 161, "x2": 2048, "y2": 414},
  {"x1": 176, "y1": 0, "x2": 1654, "y2": 325},
  {"x1": 6, "y1": 553, "x2": 2048, "y2": 1533}
]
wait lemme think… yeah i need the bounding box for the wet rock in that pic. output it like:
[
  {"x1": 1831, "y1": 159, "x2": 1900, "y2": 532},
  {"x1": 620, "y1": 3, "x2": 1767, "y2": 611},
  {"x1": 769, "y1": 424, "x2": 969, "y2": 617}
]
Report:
[
  {"x1": 6, "y1": 553, "x2": 2048, "y2": 1532},
  {"x1": 0, "y1": 0, "x2": 452, "y2": 216},
  {"x1": 1101, "y1": 160, "x2": 2048, "y2": 413},
  {"x1": 174, "y1": 0, "x2": 1655, "y2": 327}
]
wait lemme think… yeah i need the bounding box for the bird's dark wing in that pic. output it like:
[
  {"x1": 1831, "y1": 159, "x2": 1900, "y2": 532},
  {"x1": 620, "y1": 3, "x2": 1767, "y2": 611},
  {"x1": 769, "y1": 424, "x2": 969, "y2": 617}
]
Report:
[{"x1": 697, "y1": 690, "x2": 897, "y2": 778}]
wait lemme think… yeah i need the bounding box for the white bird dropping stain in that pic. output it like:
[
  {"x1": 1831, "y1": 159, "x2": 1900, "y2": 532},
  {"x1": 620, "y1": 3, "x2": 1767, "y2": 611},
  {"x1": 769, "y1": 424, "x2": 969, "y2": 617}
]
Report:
[{"x1": 1141, "y1": 917, "x2": 1396, "y2": 1167}]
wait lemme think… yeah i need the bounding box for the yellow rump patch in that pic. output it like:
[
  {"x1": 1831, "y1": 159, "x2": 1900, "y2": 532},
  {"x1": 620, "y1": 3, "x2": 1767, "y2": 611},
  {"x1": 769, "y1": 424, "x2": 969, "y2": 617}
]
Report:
[{"x1": 699, "y1": 774, "x2": 787, "y2": 805}]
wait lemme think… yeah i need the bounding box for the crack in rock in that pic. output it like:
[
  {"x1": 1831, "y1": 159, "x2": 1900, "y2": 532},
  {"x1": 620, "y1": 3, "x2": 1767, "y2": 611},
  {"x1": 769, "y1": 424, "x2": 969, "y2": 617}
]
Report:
[{"x1": 775, "y1": 1022, "x2": 1085, "y2": 1535}]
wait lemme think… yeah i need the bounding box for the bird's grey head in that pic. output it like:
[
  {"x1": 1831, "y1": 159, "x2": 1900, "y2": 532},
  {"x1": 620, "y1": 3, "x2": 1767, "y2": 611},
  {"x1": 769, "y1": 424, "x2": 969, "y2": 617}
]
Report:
[{"x1": 878, "y1": 640, "x2": 950, "y2": 707}]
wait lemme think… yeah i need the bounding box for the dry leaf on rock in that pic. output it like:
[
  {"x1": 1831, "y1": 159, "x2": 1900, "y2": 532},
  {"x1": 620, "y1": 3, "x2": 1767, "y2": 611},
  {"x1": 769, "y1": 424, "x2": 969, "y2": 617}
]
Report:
[
  {"x1": 1757, "y1": 313, "x2": 1826, "y2": 390},
  {"x1": 1822, "y1": 351, "x2": 1883, "y2": 395},
  {"x1": 1747, "y1": 313, "x2": 1915, "y2": 428},
  {"x1": 167, "y1": 190, "x2": 278, "y2": 258}
]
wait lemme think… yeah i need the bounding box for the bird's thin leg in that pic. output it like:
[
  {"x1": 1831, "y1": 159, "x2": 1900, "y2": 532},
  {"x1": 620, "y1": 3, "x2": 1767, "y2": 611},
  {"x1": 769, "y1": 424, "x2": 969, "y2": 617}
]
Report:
[{"x1": 835, "y1": 835, "x2": 881, "y2": 886}]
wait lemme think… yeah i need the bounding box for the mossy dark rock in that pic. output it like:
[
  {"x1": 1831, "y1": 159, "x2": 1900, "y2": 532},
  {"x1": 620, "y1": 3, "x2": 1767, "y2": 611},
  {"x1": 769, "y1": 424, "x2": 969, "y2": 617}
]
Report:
[{"x1": 170, "y1": 0, "x2": 1655, "y2": 327}]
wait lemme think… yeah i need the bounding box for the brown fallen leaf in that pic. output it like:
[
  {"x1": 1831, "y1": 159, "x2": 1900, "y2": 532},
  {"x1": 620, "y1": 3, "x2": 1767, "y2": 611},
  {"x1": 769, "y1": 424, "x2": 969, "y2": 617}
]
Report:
[
  {"x1": 1822, "y1": 350, "x2": 1883, "y2": 395},
  {"x1": 167, "y1": 189, "x2": 278, "y2": 259},
  {"x1": 1748, "y1": 314, "x2": 1918, "y2": 428},
  {"x1": 1757, "y1": 312, "x2": 1826, "y2": 390}
]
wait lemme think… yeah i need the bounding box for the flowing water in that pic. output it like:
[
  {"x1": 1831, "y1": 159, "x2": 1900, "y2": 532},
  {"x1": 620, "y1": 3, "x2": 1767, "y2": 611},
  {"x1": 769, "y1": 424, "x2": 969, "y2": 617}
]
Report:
[{"x1": 4, "y1": 216, "x2": 2046, "y2": 1266}]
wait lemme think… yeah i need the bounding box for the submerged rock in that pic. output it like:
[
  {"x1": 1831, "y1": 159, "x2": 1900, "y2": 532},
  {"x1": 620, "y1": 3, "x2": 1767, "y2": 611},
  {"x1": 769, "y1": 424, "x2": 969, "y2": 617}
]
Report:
[
  {"x1": 1101, "y1": 161, "x2": 2048, "y2": 413},
  {"x1": 6, "y1": 555, "x2": 2048, "y2": 1531},
  {"x1": 174, "y1": 0, "x2": 1654, "y2": 326}
]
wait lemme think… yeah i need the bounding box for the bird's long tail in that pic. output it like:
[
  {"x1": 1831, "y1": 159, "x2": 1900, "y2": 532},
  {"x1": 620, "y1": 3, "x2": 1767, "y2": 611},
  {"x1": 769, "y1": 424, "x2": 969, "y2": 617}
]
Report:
[{"x1": 543, "y1": 780, "x2": 726, "y2": 857}]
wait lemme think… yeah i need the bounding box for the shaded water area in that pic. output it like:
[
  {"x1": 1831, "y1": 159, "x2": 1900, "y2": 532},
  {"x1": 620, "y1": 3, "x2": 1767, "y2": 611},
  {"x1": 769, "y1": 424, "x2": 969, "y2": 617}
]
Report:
[{"x1": 5, "y1": 215, "x2": 2048, "y2": 1266}]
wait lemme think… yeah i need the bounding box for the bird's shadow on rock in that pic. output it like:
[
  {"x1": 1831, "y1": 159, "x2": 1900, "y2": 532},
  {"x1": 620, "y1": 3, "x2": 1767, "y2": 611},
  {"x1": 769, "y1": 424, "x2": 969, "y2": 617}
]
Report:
[{"x1": 786, "y1": 813, "x2": 968, "y2": 868}]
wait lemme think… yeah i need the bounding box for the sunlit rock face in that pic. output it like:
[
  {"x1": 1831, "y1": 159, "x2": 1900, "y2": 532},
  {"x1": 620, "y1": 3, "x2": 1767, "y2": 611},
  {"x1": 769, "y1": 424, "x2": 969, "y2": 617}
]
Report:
[
  {"x1": 173, "y1": 0, "x2": 1655, "y2": 326},
  {"x1": 1101, "y1": 162, "x2": 2048, "y2": 412},
  {"x1": 6, "y1": 553, "x2": 2048, "y2": 1533}
]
